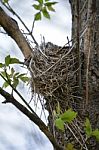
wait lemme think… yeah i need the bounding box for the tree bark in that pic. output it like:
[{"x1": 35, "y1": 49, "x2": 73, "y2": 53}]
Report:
[
  {"x1": 0, "y1": 7, "x2": 32, "y2": 59},
  {"x1": 46, "y1": 0, "x2": 99, "y2": 149}
]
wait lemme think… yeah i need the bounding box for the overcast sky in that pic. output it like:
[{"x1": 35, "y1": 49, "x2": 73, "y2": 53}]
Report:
[{"x1": 0, "y1": 0, "x2": 71, "y2": 149}]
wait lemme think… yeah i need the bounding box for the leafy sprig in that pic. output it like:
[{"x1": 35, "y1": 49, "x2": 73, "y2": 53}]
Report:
[
  {"x1": 0, "y1": 55, "x2": 30, "y2": 89},
  {"x1": 32, "y1": 0, "x2": 58, "y2": 21}
]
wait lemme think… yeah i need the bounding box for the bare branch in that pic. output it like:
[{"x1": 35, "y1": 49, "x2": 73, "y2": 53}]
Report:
[
  {"x1": 1, "y1": 2, "x2": 38, "y2": 46},
  {"x1": 0, "y1": 87, "x2": 63, "y2": 150},
  {"x1": 0, "y1": 7, "x2": 32, "y2": 59}
]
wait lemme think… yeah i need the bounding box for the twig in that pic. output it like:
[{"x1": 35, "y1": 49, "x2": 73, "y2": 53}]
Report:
[
  {"x1": 66, "y1": 124, "x2": 87, "y2": 149},
  {"x1": 1, "y1": 1, "x2": 38, "y2": 46},
  {"x1": 72, "y1": 121, "x2": 88, "y2": 150},
  {"x1": 0, "y1": 72, "x2": 36, "y2": 115},
  {"x1": 31, "y1": 20, "x2": 35, "y2": 33},
  {"x1": 34, "y1": 42, "x2": 76, "y2": 78},
  {"x1": 0, "y1": 87, "x2": 63, "y2": 150}
]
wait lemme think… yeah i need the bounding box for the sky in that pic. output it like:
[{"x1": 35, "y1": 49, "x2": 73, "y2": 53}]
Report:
[{"x1": 0, "y1": 0, "x2": 72, "y2": 150}]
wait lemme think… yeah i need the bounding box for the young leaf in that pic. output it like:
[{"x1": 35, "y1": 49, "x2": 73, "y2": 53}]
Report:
[
  {"x1": 55, "y1": 118, "x2": 64, "y2": 131},
  {"x1": 19, "y1": 76, "x2": 30, "y2": 83},
  {"x1": 17, "y1": 73, "x2": 26, "y2": 78},
  {"x1": 34, "y1": 12, "x2": 41, "y2": 21},
  {"x1": 13, "y1": 78, "x2": 19, "y2": 88},
  {"x1": 1, "y1": 71, "x2": 6, "y2": 78},
  {"x1": 45, "y1": 2, "x2": 58, "y2": 6},
  {"x1": 42, "y1": 7, "x2": 50, "y2": 19},
  {"x1": 0, "y1": 63, "x2": 5, "y2": 68},
  {"x1": 2, "y1": 81, "x2": 9, "y2": 88},
  {"x1": 60, "y1": 109, "x2": 77, "y2": 123},
  {"x1": 11, "y1": 67, "x2": 15, "y2": 74},
  {"x1": 3, "y1": 0, "x2": 9, "y2": 3},
  {"x1": 5, "y1": 55, "x2": 11, "y2": 66},
  {"x1": 84, "y1": 118, "x2": 92, "y2": 138},
  {"x1": 10, "y1": 58, "x2": 20, "y2": 64},
  {"x1": 33, "y1": 4, "x2": 41, "y2": 10},
  {"x1": 9, "y1": 67, "x2": 15, "y2": 78},
  {"x1": 38, "y1": 0, "x2": 43, "y2": 4},
  {"x1": 65, "y1": 143, "x2": 75, "y2": 150},
  {"x1": 92, "y1": 129, "x2": 99, "y2": 141},
  {"x1": 47, "y1": 5, "x2": 55, "y2": 12},
  {"x1": 14, "y1": 72, "x2": 20, "y2": 76}
]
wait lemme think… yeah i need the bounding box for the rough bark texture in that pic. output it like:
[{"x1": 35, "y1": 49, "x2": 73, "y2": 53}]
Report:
[
  {"x1": 45, "y1": 0, "x2": 99, "y2": 149},
  {"x1": 0, "y1": 7, "x2": 32, "y2": 59}
]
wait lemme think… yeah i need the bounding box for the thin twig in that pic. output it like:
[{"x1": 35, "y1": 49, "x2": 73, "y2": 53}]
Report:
[
  {"x1": 66, "y1": 124, "x2": 87, "y2": 149},
  {"x1": 1, "y1": 1, "x2": 38, "y2": 46},
  {"x1": 34, "y1": 42, "x2": 76, "y2": 78},
  {"x1": 0, "y1": 72, "x2": 37, "y2": 115},
  {"x1": 0, "y1": 87, "x2": 63, "y2": 150}
]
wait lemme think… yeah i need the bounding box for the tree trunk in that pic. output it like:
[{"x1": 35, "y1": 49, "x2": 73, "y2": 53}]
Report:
[{"x1": 45, "y1": 0, "x2": 99, "y2": 149}]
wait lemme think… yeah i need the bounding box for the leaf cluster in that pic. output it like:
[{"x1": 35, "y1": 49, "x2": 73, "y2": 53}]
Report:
[
  {"x1": 84, "y1": 118, "x2": 99, "y2": 141},
  {"x1": 54, "y1": 103, "x2": 99, "y2": 142},
  {"x1": 32, "y1": 0, "x2": 58, "y2": 21},
  {"x1": 0, "y1": 55, "x2": 30, "y2": 89},
  {"x1": 54, "y1": 105, "x2": 77, "y2": 131}
]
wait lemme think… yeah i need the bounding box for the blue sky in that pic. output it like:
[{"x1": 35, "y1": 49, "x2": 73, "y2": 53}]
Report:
[{"x1": 0, "y1": 0, "x2": 71, "y2": 149}]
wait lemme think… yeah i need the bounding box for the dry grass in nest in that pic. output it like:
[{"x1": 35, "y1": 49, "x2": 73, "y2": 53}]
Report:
[{"x1": 28, "y1": 42, "x2": 77, "y2": 100}]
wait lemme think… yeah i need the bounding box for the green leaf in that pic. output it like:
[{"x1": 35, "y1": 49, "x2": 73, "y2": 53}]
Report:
[
  {"x1": 13, "y1": 72, "x2": 20, "y2": 78},
  {"x1": 65, "y1": 143, "x2": 75, "y2": 150},
  {"x1": 45, "y1": 2, "x2": 58, "y2": 6},
  {"x1": 38, "y1": 0, "x2": 43, "y2": 4},
  {"x1": 55, "y1": 118, "x2": 64, "y2": 131},
  {"x1": 19, "y1": 76, "x2": 30, "y2": 83},
  {"x1": 9, "y1": 67, "x2": 15, "y2": 78},
  {"x1": 17, "y1": 73, "x2": 26, "y2": 78},
  {"x1": 33, "y1": 4, "x2": 41, "y2": 10},
  {"x1": 34, "y1": 12, "x2": 42, "y2": 21},
  {"x1": 92, "y1": 129, "x2": 99, "y2": 141},
  {"x1": 1, "y1": 71, "x2": 6, "y2": 77},
  {"x1": 13, "y1": 78, "x2": 19, "y2": 88},
  {"x1": 10, "y1": 58, "x2": 20, "y2": 64},
  {"x1": 3, "y1": 0, "x2": 9, "y2": 3},
  {"x1": 5, "y1": 55, "x2": 11, "y2": 66},
  {"x1": 5, "y1": 55, "x2": 20, "y2": 66},
  {"x1": 47, "y1": 5, "x2": 55, "y2": 12},
  {"x1": 0, "y1": 63, "x2": 5, "y2": 68},
  {"x1": 2, "y1": 81, "x2": 9, "y2": 88},
  {"x1": 42, "y1": 7, "x2": 50, "y2": 19},
  {"x1": 11, "y1": 67, "x2": 15, "y2": 74},
  {"x1": 84, "y1": 118, "x2": 92, "y2": 138},
  {"x1": 60, "y1": 109, "x2": 77, "y2": 123}
]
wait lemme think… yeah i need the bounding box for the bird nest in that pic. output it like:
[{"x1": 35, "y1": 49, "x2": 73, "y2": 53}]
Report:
[{"x1": 29, "y1": 42, "x2": 77, "y2": 99}]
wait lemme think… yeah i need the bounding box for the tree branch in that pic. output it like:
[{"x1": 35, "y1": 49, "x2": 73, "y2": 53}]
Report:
[
  {"x1": 0, "y1": 87, "x2": 63, "y2": 150},
  {"x1": 0, "y1": 6, "x2": 63, "y2": 150},
  {"x1": 0, "y1": 7, "x2": 32, "y2": 59},
  {"x1": 1, "y1": 2, "x2": 38, "y2": 46}
]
